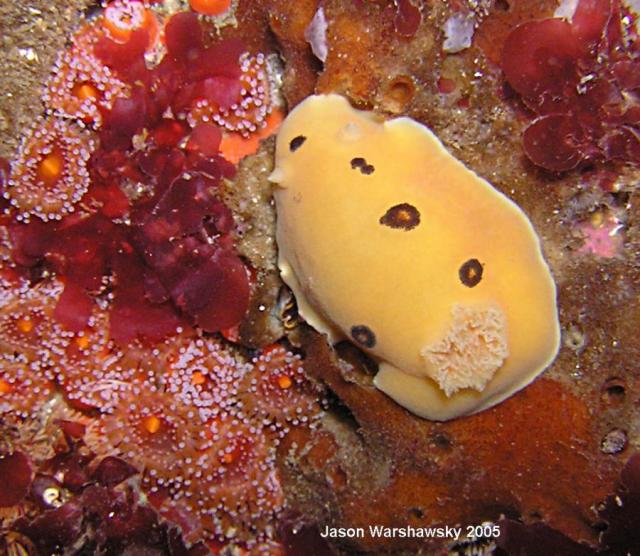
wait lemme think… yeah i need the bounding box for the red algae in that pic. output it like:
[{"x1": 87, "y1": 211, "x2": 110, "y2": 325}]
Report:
[
  {"x1": 493, "y1": 453, "x2": 640, "y2": 554},
  {"x1": 0, "y1": 452, "x2": 32, "y2": 507},
  {"x1": 91, "y1": 456, "x2": 138, "y2": 487},
  {"x1": 501, "y1": 0, "x2": 640, "y2": 171},
  {"x1": 394, "y1": 0, "x2": 422, "y2": 38},
  {"x1": 11, "y1": 447, "x2": 202, "y2": 555},
  {"x1": 599, "y1": 453, "x2": 640, "y2": 552},
  {"x1": 0, "y1": 2, "x2": 320, "y2": 552},
  {"x1": 2, "y1": 8, "x2": 265, "y2": 342}
]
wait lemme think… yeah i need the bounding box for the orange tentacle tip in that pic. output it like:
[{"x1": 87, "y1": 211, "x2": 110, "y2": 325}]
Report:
[
  {"x1": 221, "y1": 451, "x2": 235, "y2": 464},
  {"x1": 189, "y1": 0, "x2": 233, "y2": 16},
  {"x1": 72, "y1": 82, "x2": 101, "y2": 102},
  {"x1": 191, "y1": 370, "x2": 206, "y2": 385},
  {"x1": 75, "y1": 335, "x2": 91, "y2": 350}
]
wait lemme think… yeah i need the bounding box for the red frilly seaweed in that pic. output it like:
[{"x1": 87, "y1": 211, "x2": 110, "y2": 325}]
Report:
[
  {"x1": 6, "y1": 11, "x2": 251, "y2": 343},
  {"x1": 0, "y1": 451, "x2": 32, "y2": 507},
  {"x1": 493, "y1": 453, "x2": 640, "y2": 554},
  {"x1": 91, "y1": 456, "x2": 138, "y2": 488},
  {"x1": 501, "y1": 0, "x2": 640, "y2": 171},
  {"x1": 13, "y1": 442, "x2": 201, "y2": 555},
  {"x1": 495, "y1": 519, "x2": 596, "y2": 555}
]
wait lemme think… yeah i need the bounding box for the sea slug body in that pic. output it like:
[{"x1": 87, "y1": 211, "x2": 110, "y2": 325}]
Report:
[{"x1": 271, "y1": 94, "x2": 560, "y2": 421}]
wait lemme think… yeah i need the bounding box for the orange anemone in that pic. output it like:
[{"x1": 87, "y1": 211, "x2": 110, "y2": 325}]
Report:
[
  {"x1": 220, "y1": 109, "x2": 283, "y2": 164},
  {"x1": 189, "y1": 0, "x2": 233, "y2": 16},
  {"x1": 102, "y1": 0, "x2": 159, "y2": 46}
]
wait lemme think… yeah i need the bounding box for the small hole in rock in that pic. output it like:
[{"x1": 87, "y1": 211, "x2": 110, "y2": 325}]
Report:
[
  {"x1": 601, "y1": 377, "x2": 626, "y2": 406},
  {"x1": 564, "y1": 324, "x2": 586, "y2": 352},
  {"x1": 432, "y1": 431, "x2": 453, "y2": 450},
  {"x1": 384, "y1": 76, "x2": 416, "y2": 112},
  {"x1": 495, "y1": 0, "x2": 510, "y2": 10}
]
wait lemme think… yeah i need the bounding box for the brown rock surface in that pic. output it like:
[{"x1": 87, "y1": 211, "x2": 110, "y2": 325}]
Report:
[{"x1": 0, "y1": 1, "x2": 93, "y2": 159}]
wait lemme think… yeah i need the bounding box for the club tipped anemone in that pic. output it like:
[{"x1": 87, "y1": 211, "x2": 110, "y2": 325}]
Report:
[
  {"x1": 238, "y1": 344, "x2": 323, "y2": 425},
  {"x1": 43, "y1": 44, "x2": 129, "y2": 127},
  {"x1": 188, "y1": 52, "x2": 275, "y2": 139},
  {"x1": 102, "y1": 0, "x2": 159, "y2": 46},
  {"x1": 7, "y1": 118, "x2": 95, "y2": 222},
  {"x1": 163, "y1": 336, "x2": 249, "y2": 419},
  {"x1": 0, "y1": 279, "x2": 62, "y2": 363},
  {"x1": 0, "y1": 362, "x2": 54, "y2": 420}
]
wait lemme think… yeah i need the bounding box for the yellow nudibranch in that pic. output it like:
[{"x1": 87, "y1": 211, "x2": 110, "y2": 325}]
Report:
[{"x1": 270, "y1": 94, "x2": 560, "y2": 421}]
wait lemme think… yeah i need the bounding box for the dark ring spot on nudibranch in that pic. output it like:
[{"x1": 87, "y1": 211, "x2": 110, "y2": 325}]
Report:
[
  {"x1": 350, "y1": 157, "x2": 375, "y2": 175},
  {"x1": 459, "y1": 258, "x2": 484, "y2": 287},
  {"x1": 379, "y1": 203, "x2": 421, "y2": 230},
  {"x1": 289, "y1": 135, "x2": 307, "y2": 152},
  {"x1": 351, "y1": 325, "x2": 376, "y2": 348}
]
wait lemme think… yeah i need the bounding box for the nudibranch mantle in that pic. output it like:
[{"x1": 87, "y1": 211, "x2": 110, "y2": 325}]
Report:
[{"x1": 270, "y1": 94, "x2": 560, "y2": 421}]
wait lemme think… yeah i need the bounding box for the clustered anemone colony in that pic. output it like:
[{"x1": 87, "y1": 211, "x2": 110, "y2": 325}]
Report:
[{"x1": 0, "y1": 1, "x2": 323, "y2": 553}]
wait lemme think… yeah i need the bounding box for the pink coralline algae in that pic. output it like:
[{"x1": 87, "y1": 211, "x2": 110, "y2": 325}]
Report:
[
  {"x1": 501, "y1": 0, "x2": 640, "y2": 171},
  {"x1": 576, "y1": 209, "x2": 624, "y2": 258}
]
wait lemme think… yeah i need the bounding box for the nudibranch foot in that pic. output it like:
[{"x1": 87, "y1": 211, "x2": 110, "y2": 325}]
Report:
[{"x1": 374, "y1": 362, "x2": 513, "y2": 422}]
